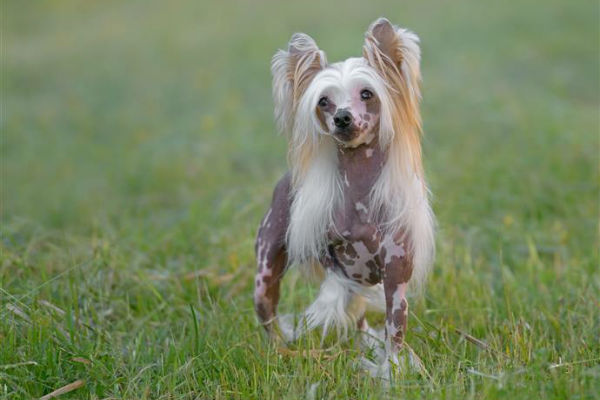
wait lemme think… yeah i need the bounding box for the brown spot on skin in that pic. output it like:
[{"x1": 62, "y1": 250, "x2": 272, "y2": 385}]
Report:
[
  {"x1": 387, "y1": 254, "x2": 413, "y2": 284},
  {"x1": 385, "y1": 257, "x2": 413, "y2": 285},
  {"x1": 391, "y1": 331, "x2": 404, "y2": 345},
  {"x1": 336, "y1": 247, "x2": 356, "y2": 266},
  {"x1": 365, "y1": 96, "x2": 380, "y2": 115},
  {"x1": 352, "y1": 273, "x2": 362, "y2": 278},
  {"x1": 345, "y1": 242, "x2": 358, "y2": 259},
  {"x1": 365, "y1": 260, "x2": 382, "y2": 284},
  {"x1": 391, "y1": 298, "x2": 408, "y2": 324}
]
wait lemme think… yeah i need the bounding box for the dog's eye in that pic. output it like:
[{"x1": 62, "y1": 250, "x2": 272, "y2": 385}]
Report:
[
  {"x1": 318, "y1": 97, "x2": 329, "y2": 108},
  {"x1": 360, "y1": 89, "x2": 373, "y2": 101}
]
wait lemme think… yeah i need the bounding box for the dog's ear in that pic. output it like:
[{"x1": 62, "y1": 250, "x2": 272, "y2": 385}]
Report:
[
  {"x1": 363, "y1": 18, "x2": 421, "y2": 107},
  {"x1": 271, "y1": 33, "x2": 327, "y2": 135}
]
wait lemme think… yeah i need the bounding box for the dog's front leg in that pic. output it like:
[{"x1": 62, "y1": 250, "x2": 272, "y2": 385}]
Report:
[
  {"x1": 254, "y1": 240, "x2": 286, "y2": 338},
  {"x1": 382, "y1": 243, "x2": 413, "y2": 371},
  {"x1": 253, "y1": 174, "x2": 291, "y2": 340}
]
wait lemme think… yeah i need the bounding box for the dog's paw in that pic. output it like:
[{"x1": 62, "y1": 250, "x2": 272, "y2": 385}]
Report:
[
  {"x1": 357, "y1": 329, "x2": 418, "y2": 381},
  {"x1": 277, "y1": 313, "x2": 307, "y2": 342},
  {"x1": 360, "y1": 352, "x2": 415, "y2": 381}
]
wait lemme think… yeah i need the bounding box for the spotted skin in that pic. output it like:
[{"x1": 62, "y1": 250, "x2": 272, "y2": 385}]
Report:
[
  {"x1": 254, "y1": 134, "x2": 413, "y2": 356},
  {"x1": 253, "y1": 173, "x2": 291, "y2": 337},
  {"x1": 327, "y1": 134, "x2": 413, "y2": 353}
]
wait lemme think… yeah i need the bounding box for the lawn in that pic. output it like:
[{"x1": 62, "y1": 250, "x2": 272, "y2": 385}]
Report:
[{"x1": 1, "y1": 0, "x2": 599, "y2": 398}]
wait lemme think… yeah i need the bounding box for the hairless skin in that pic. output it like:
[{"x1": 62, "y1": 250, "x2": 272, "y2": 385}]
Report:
[{"x1": 254, "y1": 133, "x2": 413, "y2": 352}]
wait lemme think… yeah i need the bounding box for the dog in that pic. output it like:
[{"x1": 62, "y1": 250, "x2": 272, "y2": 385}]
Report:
[{"x1": 254, "y1": 18, "x2": 435, "y2": 377}]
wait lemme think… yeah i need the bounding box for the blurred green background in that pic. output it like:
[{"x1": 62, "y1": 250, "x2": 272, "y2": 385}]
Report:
[{"x1": 2, "y1": 0, "x2": 599, "y2": 399}]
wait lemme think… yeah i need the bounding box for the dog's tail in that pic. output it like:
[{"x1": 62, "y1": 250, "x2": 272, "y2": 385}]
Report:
[{"x1": 279, "y1": 270, "x2": 385, "y2": 342}]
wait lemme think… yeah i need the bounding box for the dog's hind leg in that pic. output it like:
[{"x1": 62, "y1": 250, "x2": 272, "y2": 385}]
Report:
[{"x1": 253, "y1": 174, "x2": 291, "y2": 339}]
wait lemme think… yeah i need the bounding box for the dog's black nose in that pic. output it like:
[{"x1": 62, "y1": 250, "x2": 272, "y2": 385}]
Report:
[{"x1": 333, "y1": 110, "x2": 353, "y2": 129}]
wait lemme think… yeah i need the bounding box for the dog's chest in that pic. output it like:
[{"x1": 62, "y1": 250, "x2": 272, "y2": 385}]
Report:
[
  {"x1": 320, "y1": 143, "x2": 406, "y2": 285},
  {"x1": 324, "y1": 201, "x2": 382, "y2": 284}
]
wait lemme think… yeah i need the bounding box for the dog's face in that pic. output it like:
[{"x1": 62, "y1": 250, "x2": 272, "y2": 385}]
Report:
[
  {"x1": 272, "y1": 17, "x2": 422, "y2": 158},
  {"x1": 312, "y1": 59, "x2": 382, "y2": 147}
]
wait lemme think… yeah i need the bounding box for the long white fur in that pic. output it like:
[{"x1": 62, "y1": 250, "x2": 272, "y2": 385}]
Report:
[
  {"x1": 279, "y1": 271, "x2": 386, "y2": 342},
  {"x1": 271, "y1": 22, "x2": 435, "y2": 353}
]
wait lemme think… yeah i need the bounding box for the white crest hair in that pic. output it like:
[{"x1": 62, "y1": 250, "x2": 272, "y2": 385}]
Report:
[{"x1": 272, "y1": 20, "x2": 435, "y2": 290}]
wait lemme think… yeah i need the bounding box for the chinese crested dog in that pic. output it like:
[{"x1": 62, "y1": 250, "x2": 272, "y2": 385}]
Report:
[{"x1": 254, "y1": 18, "x2": 435, "y2": 377}]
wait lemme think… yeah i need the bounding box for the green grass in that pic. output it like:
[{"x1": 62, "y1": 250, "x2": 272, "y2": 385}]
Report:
[{"x1": 1, "y1": 0, "x2": 599, "y2": 398}]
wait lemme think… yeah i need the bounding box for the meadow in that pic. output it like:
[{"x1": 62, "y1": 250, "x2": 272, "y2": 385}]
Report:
[{"x1": 1, "y1": 0, "x2": 599, "y2": 398}]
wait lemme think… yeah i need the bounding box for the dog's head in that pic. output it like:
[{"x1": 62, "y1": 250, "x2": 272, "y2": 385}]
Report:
[{"x1": 271, "y1": 18, "x2": 422, "y2": 167}]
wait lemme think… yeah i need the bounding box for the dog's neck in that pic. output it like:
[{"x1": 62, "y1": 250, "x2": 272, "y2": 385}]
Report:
[{"x1": 336, "y1": 134, "x2": 385, "y2": 201}]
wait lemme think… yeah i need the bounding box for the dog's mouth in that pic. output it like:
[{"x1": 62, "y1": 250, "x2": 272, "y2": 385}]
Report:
[{"x1": 333, "y1": 125, "x2": 359, "y2": 142}]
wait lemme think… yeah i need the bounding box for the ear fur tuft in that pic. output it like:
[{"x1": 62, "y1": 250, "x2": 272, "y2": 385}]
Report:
[
  {"x1": 363, "y1": 18, "x2": 423, "y2": 175},
  {"x1": 363, "y1": 17, "x2": 422, "y2": 116},
  {"x1": 271, "y1": 33, "x2": 327, "y2": 135}
]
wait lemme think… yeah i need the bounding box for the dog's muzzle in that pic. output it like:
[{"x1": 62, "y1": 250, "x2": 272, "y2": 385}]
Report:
[{"x1": 333, "y1": 110, "x2": 357, "y2": 141}]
